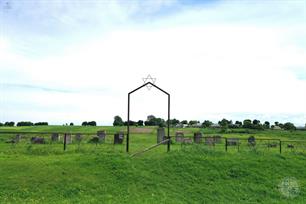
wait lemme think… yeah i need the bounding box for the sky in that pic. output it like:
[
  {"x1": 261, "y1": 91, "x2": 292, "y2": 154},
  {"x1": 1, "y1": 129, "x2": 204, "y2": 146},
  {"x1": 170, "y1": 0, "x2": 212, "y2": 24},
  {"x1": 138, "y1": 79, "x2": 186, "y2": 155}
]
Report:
[{"x1": 0, "y1": 0, "x2": 305, "y2": 126}]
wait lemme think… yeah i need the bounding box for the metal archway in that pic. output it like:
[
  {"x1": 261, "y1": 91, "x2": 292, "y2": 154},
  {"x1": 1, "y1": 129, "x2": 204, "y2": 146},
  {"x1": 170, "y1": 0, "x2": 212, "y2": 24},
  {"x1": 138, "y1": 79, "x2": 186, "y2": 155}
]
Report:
[{"x1": 127, "y1": 82, "x2": 170, "y2": 152}]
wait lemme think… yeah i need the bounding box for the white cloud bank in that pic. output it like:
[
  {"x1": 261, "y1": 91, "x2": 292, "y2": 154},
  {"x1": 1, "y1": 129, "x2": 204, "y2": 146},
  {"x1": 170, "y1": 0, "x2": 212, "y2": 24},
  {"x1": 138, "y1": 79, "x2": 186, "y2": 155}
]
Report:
[{"x1": 0, "y1": 0, "x2": 305, "y2": 126}]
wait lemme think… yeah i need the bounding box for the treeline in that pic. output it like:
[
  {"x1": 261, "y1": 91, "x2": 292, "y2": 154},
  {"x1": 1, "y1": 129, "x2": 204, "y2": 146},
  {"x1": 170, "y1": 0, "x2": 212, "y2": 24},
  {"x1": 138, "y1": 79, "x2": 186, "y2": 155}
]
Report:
[
  {"x1": 0, "y1": 121, "x2": 98, "y2": 127},
  {"x1": 0, "y1": 121, "x2": 48, "y2": 127},
  {"x1": 113, "y1": 115, "x2": 301, "y2": 131},
  {"x1": 81, "y1": 121, "x2": 97, "y2": 126}
]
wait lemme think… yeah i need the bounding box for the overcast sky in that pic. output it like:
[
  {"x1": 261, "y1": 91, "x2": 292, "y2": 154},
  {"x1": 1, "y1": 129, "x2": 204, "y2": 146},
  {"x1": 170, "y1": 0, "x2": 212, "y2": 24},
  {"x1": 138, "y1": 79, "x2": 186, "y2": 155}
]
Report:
[{"x1": 0, "y1": 0, "x2": 305, "y2": 126}]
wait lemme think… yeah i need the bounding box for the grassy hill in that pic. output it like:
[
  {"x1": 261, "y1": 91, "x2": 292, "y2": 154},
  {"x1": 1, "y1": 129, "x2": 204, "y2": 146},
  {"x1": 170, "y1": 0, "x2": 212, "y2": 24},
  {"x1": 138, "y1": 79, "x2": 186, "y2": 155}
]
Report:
[{"x1": 0, "y1": 126, "x2": 305, "y2": 203}]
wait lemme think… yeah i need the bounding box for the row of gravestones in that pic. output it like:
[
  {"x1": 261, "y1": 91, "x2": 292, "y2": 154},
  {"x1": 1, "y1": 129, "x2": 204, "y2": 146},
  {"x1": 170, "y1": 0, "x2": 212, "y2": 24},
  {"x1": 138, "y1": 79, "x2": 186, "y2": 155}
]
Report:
[
  {"x1": 8, "y1": 131, "x2": 125, "y2": 144},
  {"x1": 158, "y1": 130, "x2": 262, "y2": 147},
  {"x1": 156, "y1": 128, "x2": 222, "y2": 144}
]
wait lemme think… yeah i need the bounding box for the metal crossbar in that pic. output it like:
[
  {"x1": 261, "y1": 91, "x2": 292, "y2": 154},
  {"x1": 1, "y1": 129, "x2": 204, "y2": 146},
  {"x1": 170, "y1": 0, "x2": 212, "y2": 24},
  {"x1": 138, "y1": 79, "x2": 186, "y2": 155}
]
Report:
[{"x1": 130, "y1": 139, "x2": 170, "y2": 157}]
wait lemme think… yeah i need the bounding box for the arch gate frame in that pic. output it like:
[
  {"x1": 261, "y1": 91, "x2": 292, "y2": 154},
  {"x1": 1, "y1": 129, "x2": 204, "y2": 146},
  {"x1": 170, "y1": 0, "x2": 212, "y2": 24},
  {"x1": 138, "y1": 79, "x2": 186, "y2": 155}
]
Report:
[{"x1": 127, "y1": 82, "x2": 170, "y2": 153}]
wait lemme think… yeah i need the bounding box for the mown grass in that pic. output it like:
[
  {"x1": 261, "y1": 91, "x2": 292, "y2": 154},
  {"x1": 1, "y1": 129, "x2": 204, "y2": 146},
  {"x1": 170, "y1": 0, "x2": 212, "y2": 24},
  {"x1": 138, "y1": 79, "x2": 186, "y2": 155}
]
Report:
[{"x1": 0, "y1": 126, "x2": 305, "y2": 203}]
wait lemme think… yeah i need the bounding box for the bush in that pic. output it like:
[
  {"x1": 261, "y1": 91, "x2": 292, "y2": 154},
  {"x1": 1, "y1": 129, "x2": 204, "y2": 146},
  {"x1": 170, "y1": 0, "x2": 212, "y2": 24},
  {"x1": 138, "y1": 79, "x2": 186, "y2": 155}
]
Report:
[
  {"x1": 4, "y1": 122, "x2": 15, "y2": 126},
  {"x1": 34, "y1": 122, "x2": 48, "y2": 126}
]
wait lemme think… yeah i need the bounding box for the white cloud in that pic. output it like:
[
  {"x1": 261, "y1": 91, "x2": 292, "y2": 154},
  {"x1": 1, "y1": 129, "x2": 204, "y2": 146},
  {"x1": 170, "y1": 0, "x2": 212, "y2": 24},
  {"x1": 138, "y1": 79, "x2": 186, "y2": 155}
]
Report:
[{"x1": 0, "y1": 0, "x2": 305, "y2": 125}]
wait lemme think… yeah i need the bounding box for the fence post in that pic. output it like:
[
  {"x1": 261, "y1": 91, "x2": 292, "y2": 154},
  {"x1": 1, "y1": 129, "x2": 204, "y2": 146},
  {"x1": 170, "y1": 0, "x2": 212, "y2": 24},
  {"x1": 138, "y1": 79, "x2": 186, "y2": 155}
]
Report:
[
  {"x1": 237, "y1": 140, "x2": 240, "y2": 152},
  {"x1": 225, "y1": 138, "x2": 228, "y2": 152},
  {"x1": 279, "y1": 140, "x2": 282, "y2": 154},
  {"x1": 64, "y1": 133, "x2": 67, "y2": 151}
]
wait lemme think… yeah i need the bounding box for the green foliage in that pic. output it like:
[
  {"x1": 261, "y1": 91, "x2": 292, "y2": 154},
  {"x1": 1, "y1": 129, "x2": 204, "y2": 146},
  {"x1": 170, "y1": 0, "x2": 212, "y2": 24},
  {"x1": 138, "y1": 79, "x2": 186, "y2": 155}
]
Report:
[
  {"x1": 144, "y1": 115, "x2": 165, "y2": 127},
  {"x1": 17, "y1": 121, "x2": 34, "y2": 126},
  {"x1": 4, "y1": 121, "x2": 15, "y2": 126},
  {"x1": 283, "y1": 122, "x2": 296, "y2": 131},
  {"x1": 243, "y1": 119, "x2": 252, "y2": 129},
  {"x1": 202, "y1": 120, "x2": 213, "y2": 128},
  {"x1": 82, "y1": 121, "x2": 97, "y2": 126},
  {"x1": 137, "y1": 120, "x2": 144, "y2": 126},
  {"x1": 181, "y1": 120, "x2": 188, "y2": 125},
  {"x1": 113, "y1": 116, "x2": 124, "y2": 126}
]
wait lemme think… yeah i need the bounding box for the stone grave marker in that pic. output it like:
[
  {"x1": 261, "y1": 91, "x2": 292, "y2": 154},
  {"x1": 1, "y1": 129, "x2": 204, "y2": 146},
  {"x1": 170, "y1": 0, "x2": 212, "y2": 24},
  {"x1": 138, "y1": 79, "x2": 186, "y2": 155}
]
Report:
[
  {"x1": 64, "y1": 134, "x2": 72, "y2": 144},
  {"x1": 114, "y1": 132, "x2": 124, "y2": 144},
  {"x1": 248, "y1": 136, "x2": 256, "y2": 146},
  {"x1": 51, "y1": 133, "x2": 60, "y2": 142},
  {"x1": 182, "y1": 138, "x2": 193, "y2": 144},
  {"x1": 75, "y1": 133, "x2": 82, "y2": 142},
  {"x1": 227, "y1": 138, "x2": 239, "y2": 146},
  {"x1": 213, "y1": 135, "x2": 222, "y2": 143},
  {"x1": 205, "y1": 137, "x2": 215, "y2": 146},
  {"x1": 31, "y1": 137, "x2": 45, "y2": 144},
  {"x1": 157, "y1": 128, "x2": 166, "y2": 144},
  {"x1": 97, "y1": 130, "x2": 106, "y2": 142},
  {"x1": 175, "y1": 131, "x2": 184, "y2": 142},
  {"x1": 194, "y1": 132, "x2": 203, "y2": 144},
  {"x1": 15, "y1": 134, "x2": 21, "y2": 143}
]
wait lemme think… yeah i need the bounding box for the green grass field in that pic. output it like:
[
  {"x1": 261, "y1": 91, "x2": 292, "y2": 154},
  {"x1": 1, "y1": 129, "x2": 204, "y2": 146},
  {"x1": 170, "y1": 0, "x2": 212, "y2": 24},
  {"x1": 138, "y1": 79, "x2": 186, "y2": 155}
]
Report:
[{"x1": 0, "y1": 126, "x2": 305, "y2": 203}]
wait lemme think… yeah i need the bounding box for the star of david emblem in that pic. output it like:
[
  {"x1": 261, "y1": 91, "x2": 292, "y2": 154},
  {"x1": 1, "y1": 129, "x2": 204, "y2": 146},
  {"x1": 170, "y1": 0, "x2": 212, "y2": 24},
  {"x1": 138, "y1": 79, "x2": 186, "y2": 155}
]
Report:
[{"x1": 142, "y1": 75, "x2": 156, "y2": 90}]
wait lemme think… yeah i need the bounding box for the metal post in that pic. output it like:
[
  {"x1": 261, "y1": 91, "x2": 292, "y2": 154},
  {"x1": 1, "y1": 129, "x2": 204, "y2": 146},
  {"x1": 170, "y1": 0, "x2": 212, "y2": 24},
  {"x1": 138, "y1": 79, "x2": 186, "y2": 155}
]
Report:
[
  {"x1": 167, "y1": 94, "x2": 170, "y2": 152},
  {"x1": 127, "y1": 94, "x2": 130, "y2": 152},
  {"x1": 64, "y1": 133, "x2": 67, "y2": 151},
  {"x1": 225, "y1": 138, "x2": 228, "y2": 152}
]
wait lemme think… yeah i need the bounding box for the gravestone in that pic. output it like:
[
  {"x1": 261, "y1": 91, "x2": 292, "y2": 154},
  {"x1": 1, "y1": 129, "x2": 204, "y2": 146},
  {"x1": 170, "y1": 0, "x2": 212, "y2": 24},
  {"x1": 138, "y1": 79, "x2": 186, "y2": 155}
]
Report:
[
  {"x1": 75, "y1": 133, "x2": 82, "y2": 142},
  {"x1": 97, "y1": 130, "x2": 106, "y2": 142},
  {"x1": 114, "y1": 132, "x2": 124, "y2": 144},
  {"x1": 267, "y1": 143, "x2": 277, "y2": 148},
  {"x1": 15, "y1": 134, "x2": 21, "y2": 143},
  {"x1": 31, "y1": 137, "x2": 45, "y2": 144},
  {"x1": 157, "y1": 128, "x2": 166, "y2": 144},
  {"x1": 175, "y1": 131, "x2": 184, "y2": 142},
  {"x1": 287, "y1": 144, "x2": 294, "y2": 149},
  {"x1": 182, "y1": 138, "x2": 193, "y2": 144},
  {"x1": 51, "y1": 133, "x2": 60, "y2": 142},
  {"x1": 205, "y1": 137, "x2": 215, "y2": 145},
  {"x1": 213, "y1": 135, "x2": 222, "y2": 143},
  {"x1": 227, "y1": 138, "x2": 239, "y2": 146},
  {"x1": 248, "y1": 136, "x2": 256, "y2": 146},
  {"x1": 64, "y1": 134, "x2": 72, "y2": 144},
  {"x1": 194, "y1": 132, "x2": 203, "y2": 144}
]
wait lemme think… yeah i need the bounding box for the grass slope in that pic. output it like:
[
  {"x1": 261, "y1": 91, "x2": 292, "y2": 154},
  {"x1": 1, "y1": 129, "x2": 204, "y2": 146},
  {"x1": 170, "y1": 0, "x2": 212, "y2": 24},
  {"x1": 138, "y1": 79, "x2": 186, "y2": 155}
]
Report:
[{"x1": 0, "y1": 126, "x2": 305, "y2": 203}]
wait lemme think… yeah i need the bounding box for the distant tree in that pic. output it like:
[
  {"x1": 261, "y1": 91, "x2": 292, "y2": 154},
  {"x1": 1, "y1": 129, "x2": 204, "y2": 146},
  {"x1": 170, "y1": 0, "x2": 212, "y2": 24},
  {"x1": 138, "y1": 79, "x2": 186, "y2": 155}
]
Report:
[
  {"x1": 169, "y1": 119, "x2": 180, "y2": 126},
  {"x1": 34, "y1": 122, "x2": 48, "y2": 126},
  {"x1": 145, "y1": 116, "x2": 165, "y2": 127},
  {"x1": 252, "y1": 119, "x2": 263, "y2": 130},
  {"x1": 283, "y1": 122, "x2": 296, "y2": 131},
  {"x1": 181, "y1": 120, "x2": 188, "y2": 125},
  {"x1": 263, "y1": 121, "x2": 270, "y2": 129},
  {"x1": 87, "y1": 121, "x2": 97, "y2": 126},
  {"x1": 69, "y1": 122, "x2": 74, "y2": 126},
  {"x1": 278, "y1": 123, "x2": 284, "y2": 129},
  {"x1": 124, "y1": 120, "x2": 137, "y2": 126},
  {"x1": 4, "y1": 121, "x2": 15, "y2": 126},
  {"x1": 202, "y1": 120, "x2": 213, "y2": 128},
  {"x1": 0, "y1": 122, "x2": 3, "y2": 126},
  {"x1": 17, "y1": 121, "x2": 34, "y2": 126},
  {"x1": 243, "y1": 119, "x2": 252, "y2": 129},
  {"x1": 235, "y1": 121, "x2": 242, "y2": 127},
  {"x1": 218, "y1": 118, "x2": 230, "y2": 128},
  {"x1": 137, "y1": 120, "x2": 144, "y2": 126},
  {"x1": 188, "y1": 120, "x2": 198, "y2": 126},
  {"x1": 253, "y1": 119, "x2": 260, "y2": 125},
  {"x1": 147, "y1": 115, "x2": 156, "y2": 121},
  {"x1": 82, "y1": 121, "x2": 88, "y2": 126},
  {"x1": 113, "y1": 116, "x2": 124, "y2": 126},
  {"x1": 275, "y1": 122, "x2": 279, "y2": 126}
]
